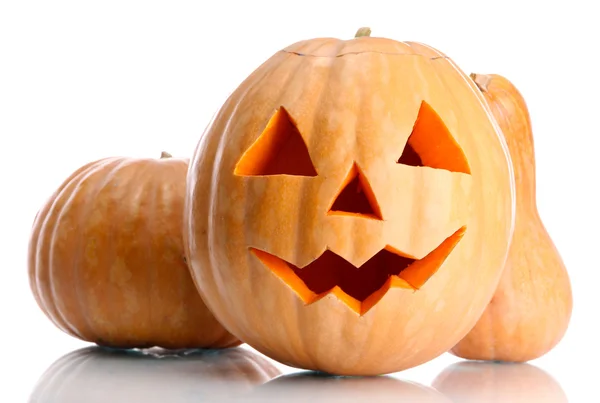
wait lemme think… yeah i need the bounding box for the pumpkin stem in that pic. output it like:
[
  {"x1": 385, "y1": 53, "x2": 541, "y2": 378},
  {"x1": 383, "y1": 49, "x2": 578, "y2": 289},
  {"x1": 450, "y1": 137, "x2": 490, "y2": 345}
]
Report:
[
  {"x1": 355, "y1": 27, "x2": 372, "y2": 38},
  {"x1": 160, "y1": 151, "x2": 173, "y2": 159},
  {"x1": 470, "y1": 73, "x2": 492, "y2": 92}
]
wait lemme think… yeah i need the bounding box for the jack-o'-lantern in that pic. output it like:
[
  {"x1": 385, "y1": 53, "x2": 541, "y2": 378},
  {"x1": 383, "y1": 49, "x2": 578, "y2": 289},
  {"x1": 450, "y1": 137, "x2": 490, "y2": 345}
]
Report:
[{"x1": 184, "y1": 28, "x2": 516, "y2": 376}]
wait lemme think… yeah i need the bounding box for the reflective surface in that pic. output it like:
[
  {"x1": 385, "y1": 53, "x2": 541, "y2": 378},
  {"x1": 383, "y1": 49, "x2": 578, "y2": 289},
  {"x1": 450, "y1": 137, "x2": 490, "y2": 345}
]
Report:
[
  {"x1": 432, "y1": 361, "x2": 568, "y2": 403},
  {"x1": 28, "y1": 347, "x2": 281, "y2": 402},
  {"x1": 249, "y1": 372, "x2": 449, "y2": 402},
  {"x1": 29, "y1": 347, "x2": 570, "y2": 402}
]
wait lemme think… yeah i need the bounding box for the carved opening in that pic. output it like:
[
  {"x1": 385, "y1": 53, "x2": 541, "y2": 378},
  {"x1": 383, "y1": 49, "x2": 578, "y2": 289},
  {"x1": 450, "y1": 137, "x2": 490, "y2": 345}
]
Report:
[
  {"x1": 398, "y1": 143, "x2": 423, "y2": 167},
  {"x1": 251, "y1": 226, "x2": 466, "y2": 315},
  {"x1": 328, "y1": 162, "x2": 382, "y2": 220},
  {"x1": 234, "y1": 106, "x2": 317, "y2": 177},
  {"x1": 398, "y1": 101, "x2": 471, "y2": 175}
]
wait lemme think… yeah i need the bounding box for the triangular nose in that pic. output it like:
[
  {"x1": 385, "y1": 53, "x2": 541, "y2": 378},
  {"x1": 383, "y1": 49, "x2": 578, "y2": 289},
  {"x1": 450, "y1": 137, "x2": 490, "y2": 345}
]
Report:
[{"x1": 328, "y1": 162, "x2": 383, "y2": 220}]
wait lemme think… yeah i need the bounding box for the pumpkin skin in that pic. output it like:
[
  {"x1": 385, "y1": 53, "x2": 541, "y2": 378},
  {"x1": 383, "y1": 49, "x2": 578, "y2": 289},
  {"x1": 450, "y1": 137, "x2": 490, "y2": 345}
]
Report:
[
  {"x1": 185, "y1": 30, "x2": 515, "y2": 375},
  {"x1": 28, "y1": 152, "x2": 239, "y2": 349},
  {"x1": 29, "y1": 346, "x2": 280, "y2": 402},
  {"x1": 450, "y1": 74, "x2": 573, "y2": 362}
]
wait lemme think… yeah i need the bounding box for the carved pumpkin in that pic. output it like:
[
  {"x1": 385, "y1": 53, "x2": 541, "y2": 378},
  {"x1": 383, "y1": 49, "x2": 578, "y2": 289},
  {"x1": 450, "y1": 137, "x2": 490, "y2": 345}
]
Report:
[
  {"x1": 185, "y1": 29, "x2": 515, "y2": 375},
  {"x1": 28, "y1": 152, "x2": 239, "y2": 349}
]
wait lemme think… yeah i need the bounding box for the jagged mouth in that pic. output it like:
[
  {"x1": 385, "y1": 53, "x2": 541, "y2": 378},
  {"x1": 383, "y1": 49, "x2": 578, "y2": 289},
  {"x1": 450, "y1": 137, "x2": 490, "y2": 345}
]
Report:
[{"x1": 250, "y1": 226, "x2": 466, "y2": 315}]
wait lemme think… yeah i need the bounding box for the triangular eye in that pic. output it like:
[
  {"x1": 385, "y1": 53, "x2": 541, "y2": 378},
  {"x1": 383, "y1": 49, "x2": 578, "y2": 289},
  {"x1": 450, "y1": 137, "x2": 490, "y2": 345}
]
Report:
[
  {"x1": 234, "y1": 106, "x2": 318, "y2": 177},
  {"x1": 328, "y1": 162, "x2": 383, "y2": 220},
  {"x1": 398, "y1": 101, "x2": 471, "y2": 175}
]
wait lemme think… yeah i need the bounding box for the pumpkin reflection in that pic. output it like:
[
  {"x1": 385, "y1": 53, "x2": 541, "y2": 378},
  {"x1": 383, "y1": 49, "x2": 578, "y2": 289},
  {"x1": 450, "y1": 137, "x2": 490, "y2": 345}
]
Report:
[
  {"x1": 29, "y1": 346, "x2": 280, "y2": 402},
  {"x1": 432, "y1": 361, "x2": 568, "y2": 403},
  {"x1": 249, "y1": 371, "x2": 451, "y2": 402}
]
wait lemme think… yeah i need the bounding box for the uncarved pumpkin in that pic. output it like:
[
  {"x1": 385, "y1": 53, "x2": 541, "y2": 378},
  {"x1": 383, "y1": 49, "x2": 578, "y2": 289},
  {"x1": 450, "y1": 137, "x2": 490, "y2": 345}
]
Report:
[
  {"x1": 184, "y1": 29, "x2": 515, "y2": 375},
  {"x1": 450, "y1": 73, "x2": 573, "y2": 362},
  {"x1": 28, "y1": 152, "x2": 239, "y2": 349}
]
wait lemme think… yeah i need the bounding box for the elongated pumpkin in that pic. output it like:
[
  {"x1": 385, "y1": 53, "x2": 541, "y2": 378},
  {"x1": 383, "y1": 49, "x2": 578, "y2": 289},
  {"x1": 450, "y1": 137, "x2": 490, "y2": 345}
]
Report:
[
  {"x1": 184, "y1": 28, "x2": 515, "y2": 376},
  {"x1": 450, "y1": 73, "x2": 573, "y2": 362},
  {"x1": 28, "y1": 152, "x2": 239, "y2": 349}
]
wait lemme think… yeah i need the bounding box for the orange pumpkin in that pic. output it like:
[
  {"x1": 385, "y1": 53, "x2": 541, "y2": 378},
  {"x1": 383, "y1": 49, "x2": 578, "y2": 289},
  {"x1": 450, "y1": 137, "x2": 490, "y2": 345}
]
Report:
[
  {"x1": 450, "y1": 73, "x2": 573, "y2": 361},
  {"x1": 184, "y1": 29, "x2": 515, "y2": 375},
  {"x1": 28, "y1": 152, "x2": 239, "y2": 349}
]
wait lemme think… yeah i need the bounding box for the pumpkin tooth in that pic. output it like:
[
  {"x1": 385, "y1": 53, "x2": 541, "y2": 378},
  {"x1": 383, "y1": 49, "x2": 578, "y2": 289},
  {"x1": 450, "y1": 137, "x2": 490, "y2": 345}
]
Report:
[{"x1": 393, "y1": 226, "x2": 466, "y2": 289}]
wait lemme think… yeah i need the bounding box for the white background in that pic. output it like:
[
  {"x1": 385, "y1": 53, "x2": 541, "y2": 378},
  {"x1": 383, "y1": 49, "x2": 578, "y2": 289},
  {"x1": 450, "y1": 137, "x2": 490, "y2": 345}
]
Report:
[{"x1": 1, "y1": 0, "x2": 598, "y2": 401}]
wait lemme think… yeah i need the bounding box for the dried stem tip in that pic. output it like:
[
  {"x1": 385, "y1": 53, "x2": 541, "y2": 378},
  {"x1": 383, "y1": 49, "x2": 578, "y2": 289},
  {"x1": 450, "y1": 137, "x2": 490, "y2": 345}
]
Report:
[
  {"x1": 355, "y1": 27, "x2": 372, "y2": 38},
  {"x1": 470, "y1": 73, "x2": 492, "y2": 92}
]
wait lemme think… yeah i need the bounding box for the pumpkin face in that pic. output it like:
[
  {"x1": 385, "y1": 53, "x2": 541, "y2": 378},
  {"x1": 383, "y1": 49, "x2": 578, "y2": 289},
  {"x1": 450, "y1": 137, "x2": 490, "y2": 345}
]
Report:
[
  {"x1": 28, "y1": 153, "x2": 239, "y2": 349},
  {"x1": 185, "y1": 32, "x2": 515, "y2": 375}
]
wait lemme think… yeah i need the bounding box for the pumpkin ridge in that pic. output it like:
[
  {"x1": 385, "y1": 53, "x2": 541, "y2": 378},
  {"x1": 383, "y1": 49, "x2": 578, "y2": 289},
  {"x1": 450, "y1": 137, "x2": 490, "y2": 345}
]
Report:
[
  {"x1": 58, "y1": 159, "x2": 123, "y2": 339},
  {"x1": 282, "y1": 49, "x2": 449, "y2": 60},
  {"x1": 205, "y1": 56, "x2": 285, "y2": 311},
  {"x1": 37, "y1": 161, "x2": 108, "y2": 339},
  {"x1": 84, "y1": 158, "x2": 139, "y2": 341}
]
